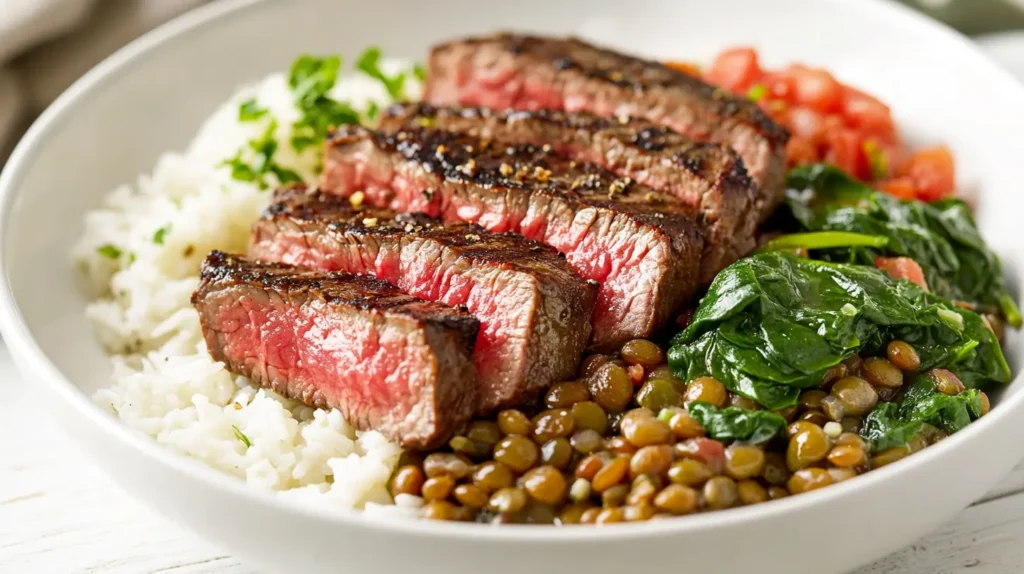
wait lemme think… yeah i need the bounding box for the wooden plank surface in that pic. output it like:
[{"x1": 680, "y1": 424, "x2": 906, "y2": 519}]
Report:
[{"x1": 2, "y1": 345, "x2": 1023, "y2": 574}]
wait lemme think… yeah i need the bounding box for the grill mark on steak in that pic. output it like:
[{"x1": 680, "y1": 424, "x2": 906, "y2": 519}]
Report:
[
  {"x1": 321, "y1": 125, "x2": 705, "y2": 350},
  {"x1": 192, "y1": 251, "x2": 478, "y2": 449},
  {"x1": 379, "y1": 103, "x2": 757, "y2": 278},
  {"x1": 423, "y1": 33, "x2": 789, "y2": 222},
  {"x1": 251, "y1": 185, "x2": 596, "y2": 412}
]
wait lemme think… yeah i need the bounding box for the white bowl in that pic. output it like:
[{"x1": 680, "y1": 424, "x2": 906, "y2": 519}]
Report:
[{"x1": 1, "y1": 0, "x2": 1022, "y2": 572}]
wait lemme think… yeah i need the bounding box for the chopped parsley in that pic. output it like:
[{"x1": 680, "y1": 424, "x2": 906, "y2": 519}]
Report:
[
  {"x1": 231, "y1": 424, "x2": 253, "y2": 448},
  {"x1": 238, "y1": 97, "x2": 268, "y2": 122},
  {"x1": 365, "y1": 100, "x2": 380, "y2": 122},
  {"x1": 747, "y1": 83, "x2": 767, "y2": 103},
  {"x1": 221, "y1": 119, "x2": 303, "y2": 189},
  {"x1": 356, "y1": 47, "x2": 406, "y2": 99},
  {"x1": 288, "y1": 54, "x2": 361, "y2": 151},
  {"x1": 413, "y1": 63, "x2": 426, "y2": 83},
  {"x1": 96, "y1": 244, "x2": 122, "y2": 259},
  {"x1": 152, "y1": 224, "x2": 171, "y2": 245}
]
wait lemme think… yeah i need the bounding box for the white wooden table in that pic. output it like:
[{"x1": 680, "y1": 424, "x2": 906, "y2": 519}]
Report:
[{"x1": 2, "y1": 342, "x2": 1024, "y2": 574}]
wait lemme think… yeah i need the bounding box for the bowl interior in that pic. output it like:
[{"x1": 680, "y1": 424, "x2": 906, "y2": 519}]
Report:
[{"x1": 1, "y1": 0, "x2": 1022, "y2": 522}]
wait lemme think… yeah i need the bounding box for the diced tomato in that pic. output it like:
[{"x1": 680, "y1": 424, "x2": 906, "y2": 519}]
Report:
[
  {"x1": 901, "y1": 146, "x2": 956, "y2": 201},
  {"x1": 665, "y1": 60, "x2": 702, "y2": 77},
  {"x1": 785, "y1": 106, "x2": 825, "y2": 140},
  {"x1": 877, "y1": 177, "x2": 917, "y2": 200},
  {"x1": 790, "y1": 67, "x2": 843, "y2": 112},
  {"x1": 705, "y1": 47, "x2": 762, "y2": 92},
  {"x1": 762, "y1": 72, "x2": 794, "y2": 102},
  {"x1": 786, "y1": 137, "x2": 819, "y2": 167},
  {"x1": 823, "y1": 128, "x2": 867, "y2": 179},
  {"x1": 842, "y1": 87, "x2": 894, "y2": 135},
  {"x1": 875, "y1": 256, "x2": 928, "y2": 290}
]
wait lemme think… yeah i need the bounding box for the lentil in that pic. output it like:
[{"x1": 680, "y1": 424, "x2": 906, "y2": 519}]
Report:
[
  {"x1": 654, "y1": 484, "x2": 699, "y2": 514},
  {"x1": 630, "y1": 445, "x2": 675, "y2": 478},
  {"x1": 736, "y1": 480, "x2": 768, "y2": 505},
  {"x1": 799, "y1": 389, "x2": 827, "y2": 410},
  {"x1": 669, "y1": 411, "x2": 706, "y2": 439},
  {"x1": 489, "y1": 487, "x2": 528, "y2": 513},
  {"x1": 421, "y1": 476, "x2": 455, "y2": 501},
  {"x1": 391, "y1": 465, "x2": 425, "y2": 496},
  {"x1": 601, "y1": 484, "x2": 630, "y2": 507},
  {"x1": 930, "y1": 368, "x2": 965, "y2": 396},
  {"x1": 668, "y1": 458, "x2": 714, "y2": 486},
  {"x1": 570, "y1": 429, "x2": 605, "y2": 454},
  {"x1": 532, "y1": 409, "x2": 576, "y2": 443},
  {"x1": 423, "y1": 453, "x2": 473, "y2": 480},
  {"x1": 620, "y1": 339, "x2": 664, "y2": 367},
  {"x1": 592, "y1": 456, "x2": 630, "y2": 492},
  {"x1": 820, "y1": 396, "x2": 845, "y2": 423},
  {"x1": 636, "y1": 379, "x2": 685, "y2": 411},
  {"x1": 588, "y1": 363, "x2": 634, "y2": 411},
  {"x1": 621, "y1": 409, "x2": 672, "y2": 447},
  {"x1": 862, "y1": 357, "x2": 904, "y2": 389},
  {"x1": 767, "y1": 486, "x2": 789, "y2": 500},
  {"x1": 787, "y1": 468, "x2": 833, "y2": 494},
  {"x1": 787, "y1": 426, "x2": 830, "y2": 471},
  {"x1": 684, "y1": 377, "x2": 727, "y2": 407},
  {"x1": 596, "y1": 508, "x2": 625, "y2": 523},
  {"x1": 569, "y1": 478, "x2": 592, "y2": 502},
  {"x1": 831, "y1": 376, "x2": 879, "y2": 416},
  {"x1": 575, "y1": 455, "x2": 604, "y2": 481},
  {"x1": 703, "y1": 476, "x2": 739, "y2": 509},
  {"x1": 521, "y1": 466, "x2": 567, "y2": 504},
  {"x1": 493, "y1": 436, "x2": 540, "y2": 473},
  {"x1": 827, "y1": 445, "x2": 866, "y2": 468},
  {"x1": 497, "y1": 409, "x2": 531, "y2": 436},
  {"x1": 571, "y1": 401, "x2": 609, "y2": 433},
  {"x1": 472, "y1": 461, "x2": 514, "y2": 493},
  {"x1": 545, "y1": 381, "x2": 591, "y2": 408},
  {"x1": 454, "y1": 484, "x2": 489, "y2": 509},
  {"x1": 724, "y1": 445, "x2": 766, "y2": 479},
  {"x1": 886, "y1": 340, "x2": 921, "y2": 371},
  {"x1": 540, "y1": 438, "x2": 573, "y2": 469}
]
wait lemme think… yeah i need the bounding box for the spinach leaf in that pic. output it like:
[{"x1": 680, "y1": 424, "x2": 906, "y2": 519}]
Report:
[
  {"x1": 238, "y1": 98, "x2": 268, "y2": 122},
  {"x1": 786, "y1": 163, "x2": 1020, "y2": 327},
  {"x1": 686, "y1": 402, "x2": 786, "y2": 444},
  {"x1": 668, "y1": 252, "x2": 1010, "y2": 410},
  {"x1": 861, "y1": 375, "x2": 984, "y2": 452}
]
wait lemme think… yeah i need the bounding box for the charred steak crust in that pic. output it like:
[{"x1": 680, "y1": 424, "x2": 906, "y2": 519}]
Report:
[
  {"x1": 321, "y1": 125, "x2": 705, "y2": 349},
  {"x1": 251, "y1": 185, "x2": 597, "y2": 412},
  {"x1": 380, "y1": 103, "x2": 757, "y2": 279},
  {"x1": 424, "y1": 33, "x2": 789, "y2": 222},
  {"x1": 192, "y1": 251, "x2": 478, "y2": 449}
]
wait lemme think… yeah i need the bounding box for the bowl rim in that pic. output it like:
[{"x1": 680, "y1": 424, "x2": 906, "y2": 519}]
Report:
[{"x1": 1, "y1": 0, "x2": 1023, "y2": 544}]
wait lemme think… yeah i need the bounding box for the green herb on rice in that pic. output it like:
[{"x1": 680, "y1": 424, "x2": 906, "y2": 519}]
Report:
[
  {"x1": 356, "y1": 47, "x2": 407, "y2": 99},
  {"x1": 238, "y1": 97, "x2": 268, "y2": 122},
  {"x1": 232, "y1": 424, "x2": 253, "y2": 448},
  {"x1": 152, "y1": 224, "x2": 171, "y2": 245},
  {"x1": 413, "y1": 63, "x2": 426, "y2": 83},
  {"x1": 221, "y1": 119, "x2": 303, "y2": 189},
  {"x1": 288, "y1": 54, "x2": 360, "y2": 152},
  {"x1": 96, "y1": 244, "x2": 122, "y2": 259}
]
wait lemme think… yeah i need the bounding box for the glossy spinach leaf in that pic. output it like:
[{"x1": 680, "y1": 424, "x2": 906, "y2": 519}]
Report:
[
  {"x1": 861, "y1": 375, "x2": 984, "y2": 452},
  {"x1": 686, "y1": 402, "x2": 786, "y2": 444},
  {"x1": 786, "y1": 163, "x2": 1020, "y2": 328},
  {"x1": 668, "y1": 252, "x2": 1010, "y2": 410}
]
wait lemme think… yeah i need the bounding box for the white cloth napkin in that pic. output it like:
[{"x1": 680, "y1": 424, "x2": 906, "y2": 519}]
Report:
[{"x1": 0, "y1": 0, "x2": 205, "y2": 160}]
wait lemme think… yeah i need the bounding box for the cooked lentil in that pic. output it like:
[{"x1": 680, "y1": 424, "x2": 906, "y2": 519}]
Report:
[{"x1": 397, "y1": 341, "x2": 1002, "y2": 524}]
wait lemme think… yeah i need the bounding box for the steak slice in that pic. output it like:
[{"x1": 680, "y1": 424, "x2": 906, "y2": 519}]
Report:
[
  {"x1": 321, "y1": 126, "x2": 705, "y2": 350},
  {"x1": 424, "y1": 33, "x2": 789, "y2": 222},
  {"x1": 380, "y1": 103, "x2": 757, "y2": 275},
  {"x1": 250, "y1": 185, "x2": 596, "y2": 413},
  {"x1": 192, "y1": 251, "x2": 478, "y2": 449}
]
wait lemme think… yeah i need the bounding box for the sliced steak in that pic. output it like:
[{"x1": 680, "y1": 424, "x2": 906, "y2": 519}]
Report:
[
  {"x1": 424, "y1": 33, "x2": 789, "y2": 222},
  {"x1": 192, "y1": 251, "x2": 478, "y2": 449},
  {"x1": 380, "y1": 103, "x2": 757, "y2": 274},
  {"x1": 321, "y1": 126, "x2": 705, "y2": 350},
  {"x1": 250, "y1": 185, "x2": 596, "y2": 412}
]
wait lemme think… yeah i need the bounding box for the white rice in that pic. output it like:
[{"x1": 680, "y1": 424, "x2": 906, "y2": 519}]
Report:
[{"x1": 76, "y1": 60, "x2": 424, "y2": 516}]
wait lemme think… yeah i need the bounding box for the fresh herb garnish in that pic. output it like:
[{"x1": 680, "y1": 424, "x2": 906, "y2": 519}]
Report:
[
  {"x1": 221, "y1": 119, "x2": 303, "y2": 189},
  {"x1": 667, "y1": 252, "x2": 1010, "y2": 409},
  {"x1": 786, "y1": 163, "x2": 1021, "y2": 328},
  {"x1": 152, "y1": 224, "x2": 171, "y2": 245},
  {"x1": 96, "y1": 244, "x2": 122, "y2": 259},
  {"x1": 232, "y1": 424, "x2": 253, "y2": 448},
  {"x1": 238, "y1": 97, "x2": 268, "y2": 122},
  {"x1": 861, "y1": 375, "x2": 984, "y2": 451},
  {"x1": 287, "y1": 54, "x2": 361, "y2": 152},
  {"x1": 747, "y1": 83, "x2": 768, "y2": 103},
  {"x1": 356, "y1": 47, "x2": 407, "y2": 99},
  {"x1": 685, "y1": 402, "x2": 786, "y2": 444},
  {"x1": 413, "y1": 63, "x2": 426, "y2": 83},
  {"x1": 365, "y1": 100, "x2": 380, "y2": 122}
]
